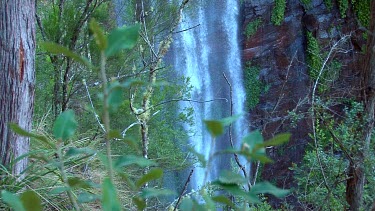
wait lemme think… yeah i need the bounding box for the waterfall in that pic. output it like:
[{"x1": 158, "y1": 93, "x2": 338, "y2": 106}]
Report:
[{"x1": 169, "y1": 0, "x2": 248, "y2": 190}]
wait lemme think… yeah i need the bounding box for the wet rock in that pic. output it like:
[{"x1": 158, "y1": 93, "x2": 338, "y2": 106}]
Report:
[{"x1": 241, "y1": 0, "x2": 365, "y2": 208}]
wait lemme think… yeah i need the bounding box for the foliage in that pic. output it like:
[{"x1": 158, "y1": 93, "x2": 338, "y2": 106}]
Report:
[
  {"x1": 324, "y1": 0, "x2": 333, "y2": 10},
  {"x1": 244, "y1": 62, "x2": 265, "y2": 109},
  {"x1": 244, "y1": 18, "x2": 263, "y2": 39},
  {"x1": 271, "y1": 0, "x2": 286, "y2": 26},
  {"x1": 300, "y1": 0, "x2": 312, "y2": 10},
  {"x1": 1, "y1": 1, "x2": 292, "y2": 210},
  {"x1": 338, "y1": 0, "x2": 349, "y2": 18},
  {"x1": 352, "y1": 0, "x2": 371, "y2": 27},
  {"x1": 293, "y1": 101, "x2": 375, "y2": 210},
  {"x1": 306, "y1": 32, "x2": 342, "y2": 92}
]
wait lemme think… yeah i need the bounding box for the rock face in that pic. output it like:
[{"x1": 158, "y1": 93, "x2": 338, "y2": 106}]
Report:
[{"x1": 241, "y1": 0, "x2": 365, "y2": 208}]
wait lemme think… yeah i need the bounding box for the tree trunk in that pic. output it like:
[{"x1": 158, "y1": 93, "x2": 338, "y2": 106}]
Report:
[
  {"x1": 0, "y1": 0, "x2": 35, "y2": 175},
  {"x1": 346, "y1": 1, "x2": 375, "y2": 210}
]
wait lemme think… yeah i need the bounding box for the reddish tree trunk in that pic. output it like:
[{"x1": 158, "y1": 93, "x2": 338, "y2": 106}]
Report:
[
  {"x1": 346, "y1": 1, "x2": 375, "y2": 210},
  {"x1": 0, "y1": 0, "x2": 35, "y2": 175}
]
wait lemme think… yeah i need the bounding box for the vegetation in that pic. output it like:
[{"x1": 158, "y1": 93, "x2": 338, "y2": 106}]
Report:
[
  {"x1": 324, "y1": 0, "x2": 333, "y2": 10},
  {"x1": 339, "y1": 0, "x2": 349, "y2": 18},
  {"x1": 244, "y1": 18, "x2": 262, "y2": 39},
  {"x1": 306, "y1": 31, "x2": 342, "y2": 92},
  {"x1": 1, "y1": 0, "x2": 374, "y2": 210},
  {"x1": 0, "y1": 0, "x2": 291, "y2": 210},
  {"x1": 244, "y1": 62, "x2": 265, "y2": 109},
  {"x1": 271, "y1": 0, "x2": 286, "y2": 26},
  {"x1": 352, "y1": 0, "x2": 371, "y2": 27},
  {"x1": 293, "y1": 101, "x2": 375, "y2": 210}
]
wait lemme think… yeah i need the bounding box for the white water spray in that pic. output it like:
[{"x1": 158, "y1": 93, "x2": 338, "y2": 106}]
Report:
[{"x1": 170, "y1": 0, "x2": 248, "y2": 190}]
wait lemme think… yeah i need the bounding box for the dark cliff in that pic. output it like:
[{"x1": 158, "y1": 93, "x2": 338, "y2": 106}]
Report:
[{"x1": 241, "y1": 0, "x2": 366, "y2": 208}]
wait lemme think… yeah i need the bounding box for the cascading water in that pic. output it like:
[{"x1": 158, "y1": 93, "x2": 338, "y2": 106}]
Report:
[{"x1": 169, "y1": 0, "x2": 248, "y2": 190}]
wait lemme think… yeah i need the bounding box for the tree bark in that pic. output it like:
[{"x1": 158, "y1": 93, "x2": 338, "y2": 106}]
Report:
[
  {"x1": 0, "y1": 0, "x2": 35, "y2": 175},
  {"x1": 346, "y1": 1, "x2": 375, "y2": 210}
]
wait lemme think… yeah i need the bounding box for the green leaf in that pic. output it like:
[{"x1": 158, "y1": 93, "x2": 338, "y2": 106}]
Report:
[
  {"x1": 249, "y1": 182, "x2": 289, "y2": 198},
  {"x1": 108, "y1": 130, "x2": 122, "y2": 139},
  {"x1": 77, "y1": 192, "x2": 100, "y2": 203},
  {"x1": 53, "y1": 110, "x2": 77, "y2": 141},
  {"x1": 20, "y1": 190, "x2": 42, "y2": 211},
  {"x1": 219, "y1": 113, "x2": 242, "y2": 126},
  {"x1": 65, "y1": 147, "x2": 96, "y2": 157},
  {"x1": 133, "y1": 197, "x2": 146, "y2": 211},
  {"x1": 242, "y1": 130, "x2": 264, "y2": 154},
  {"x1": 204, "y1": 120, "x2": 224, "y2": 137},
  {"x1": 179, "y1": 198, "x2": 193, "y2": 211},
  {"x1": 102, "y1": 178, "x2": 121, "y2": 211},
  {"x1": 253, "y1": 133, "x2": 291, "y2": 153},
  {"x1": 218, "y1": 170, "x2": 246, "y2": 185},
  {"x1": 250, "y1": 154, "x2": 273, "y2": 163},
  {"x1": 10, "y1": 123, "x2": 54, "y2": 147},
  {"x1": 50, "y1": 186, "x2": 70, "y2": 195},
  {"x1": 202, "y1": 190, "x2": 215, "y2": 210},
  {"x1": 40, "y1": 42, "x2": 92, "y2": 68},
  {"x1": 211, "y1": 195, "x2": 235, "y2": 208},
  {"x1": 136, "y1": 168, "x2": 163, "y2": 189},
  {"x1": 107, "y1": 82, "x2": 124, "y2": 112},
  {"x1": 105, "y1": 24, "x2": 140, "y2": 57},
  {"x1": 219, "y1": 149, "x2": 273, "y2": 163},
  {"x1": 68, "y1": 177, "x2": 91, "y2": 189},
  {"x1": 1, "y1": 190, "x2": 26, "y2": 211},
  {"x1": 114, "y1": 155, "x2": 156, "y2": 169},
  {"x1": 179, "y1": 198, "x2": 206, "y2": 211},
  {"x1": 89, "y1": 19, "x2": 107, "y2": 50},
  {"x1": 212, "y1": 182, "x2": 260, "y2": 203},
  {"x1": 140, "y1": 188, "x2": 175, "y2": 198}
]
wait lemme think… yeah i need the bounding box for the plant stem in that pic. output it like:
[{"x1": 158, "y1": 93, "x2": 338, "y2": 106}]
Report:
[
  {"x1": 99, "y1": 51, "x2": 114, "y2": 182},
  {"x1": 56, "y1": 142, "x2": 80, "y2": 211}
]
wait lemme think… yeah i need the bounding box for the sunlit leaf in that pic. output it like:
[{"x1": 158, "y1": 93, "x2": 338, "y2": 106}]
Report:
[
  {"x1": 20, "y1": 190, "x2": 42, "y2": 211},
  {"x1": 105, "y1": 24, "x2": 140, "y2": 57},
  {"x1": 89, "y1": 19, "x2": 107, "y2": 50},
  {"x1": 102, "y1": 178, "x2": 121, "y2": 211},
  {"x1": 136, "y1": 168, "x2": 163, "y2": 189},
  {"x1": 1, "y1": 190, "x2": 25, "y2": 211},
  {"x1": 40, "y1": 42, "x2": 92, "y2": 68},
  {"x1": 53, "y1": 110, "x2": 77, "y2": 141},
  {"x1": 204, "y1": 120, "x2": 224, "y2": 137}
]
